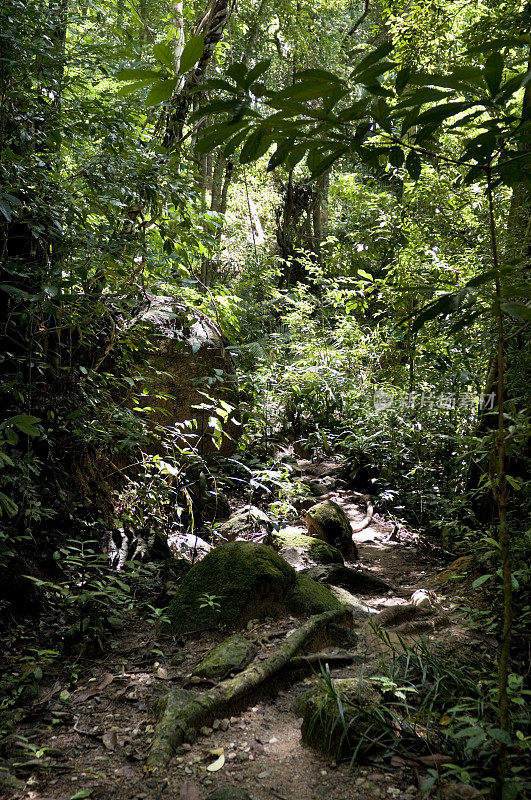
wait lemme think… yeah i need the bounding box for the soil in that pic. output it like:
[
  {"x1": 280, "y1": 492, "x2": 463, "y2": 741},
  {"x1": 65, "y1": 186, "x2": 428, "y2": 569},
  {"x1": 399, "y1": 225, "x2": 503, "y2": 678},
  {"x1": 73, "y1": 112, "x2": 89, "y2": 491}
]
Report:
[{"x1": 0, "y1": 458, "x2": 494, "y2": 800}]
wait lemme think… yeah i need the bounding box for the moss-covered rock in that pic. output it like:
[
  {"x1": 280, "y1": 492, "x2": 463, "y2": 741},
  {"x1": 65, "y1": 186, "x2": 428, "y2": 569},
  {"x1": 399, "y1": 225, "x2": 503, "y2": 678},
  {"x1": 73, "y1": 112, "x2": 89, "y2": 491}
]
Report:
[
  {"x1": 166, "y1": 541, "x2": 296, "y2": 633},
  {"x1": 302, "y1": 564, "x2": 391, "y2": 594},
  {"x1": 216, "y1": 505, "x2": 271, "y2": 542},
  {"x1": 271, "y1": 527, "x2": 344, "y2": 565},
  {"x1": 289, "y1": 573, "x2": 345, "y2": 616},
  {"x1": 305, "y1": 500, "x2": 357, "y2": 559},
  {"x1": 193, "y1": 634, "x2": 258, "y2": 680},
  {"x1": 294, "y1": 677, "x2": 381, "y2": 759}
]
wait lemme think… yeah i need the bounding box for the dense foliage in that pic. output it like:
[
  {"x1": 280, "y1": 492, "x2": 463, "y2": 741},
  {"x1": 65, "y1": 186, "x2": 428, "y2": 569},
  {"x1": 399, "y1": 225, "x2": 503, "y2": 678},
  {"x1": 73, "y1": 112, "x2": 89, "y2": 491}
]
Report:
[{"x1": 0, "y1": 0, "x2": 529, "y2": 796}]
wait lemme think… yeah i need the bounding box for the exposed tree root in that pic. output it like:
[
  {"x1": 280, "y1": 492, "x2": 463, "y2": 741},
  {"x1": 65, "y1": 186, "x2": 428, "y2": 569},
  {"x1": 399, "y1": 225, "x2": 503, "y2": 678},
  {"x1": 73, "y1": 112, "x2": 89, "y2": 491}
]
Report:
[
  {"x1": 146, "y1": 609, "x2": 349, "y2": 769},
  {"x1": 350, "y1": 494, "x2": 374, "y2": 533}
]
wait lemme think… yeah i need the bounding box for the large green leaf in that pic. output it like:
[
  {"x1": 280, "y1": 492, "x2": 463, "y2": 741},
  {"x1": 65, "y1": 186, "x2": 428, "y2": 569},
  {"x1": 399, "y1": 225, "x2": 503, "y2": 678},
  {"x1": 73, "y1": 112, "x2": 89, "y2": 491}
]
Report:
[
  {"x1": 145, "y1": 78, "x2": 178, "y2": 106},
  {"x1": 308, "y1": 148, "x2": 347, "y2": 178},
  {"x1": 178, "y1": 34, "x2": 205, "y2": 75},
  {"x1": 270, "y1": 80, "x2": 338, "y2": 104},
  {"x1": 239, "y1": 129, "x2": 272, "y2": 164},
  {"x1": 115, "y1": 68, "x2": 161, "y2": 80},
  {"x1": 246, "y1": 59, "x2": 271, "y2": 86},
  {"x1": 500, "y1": 301, "x2": 531, "y2": 322},
  {"x1": 484, "y1": 52, "x2": 504, "y2": 97},
  {"x1": 153, "y1": 43, "x2": 174, "y2": 70},
  {"x1": 8, "y1": 414, "x2": 41, "y2": 437},
  {"x1": 353, "y1": 42, "x2": 394, "y2": 76},
  {"x1": 416, "y1": 101, "x2": 476, "y2": 126},
  {"x1": 405, "y1": 150, "x2": 421, "y2": 180},
  {"x1": 117, "y1": 79, "x2": 157, "y2": 97}
]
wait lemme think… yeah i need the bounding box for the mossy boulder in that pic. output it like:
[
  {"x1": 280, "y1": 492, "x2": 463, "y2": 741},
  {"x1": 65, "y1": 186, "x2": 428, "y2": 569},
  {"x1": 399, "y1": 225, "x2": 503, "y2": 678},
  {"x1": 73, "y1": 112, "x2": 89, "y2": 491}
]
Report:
[
  {"x1": 294, "y1": 677, "x2": 381, "y2": 759},
  {"x1": 216, "y1": 505, "x2": 271, "y2": 542},
  {"x1": 289, "y1": 573, "x2": 345, "y2": 616},
  {"x1": 302, "y1": 564, "x2": 391, "y2": 594},
  {"x1": 270, "y1": 527, "x2": 344, "y2": 566},
  {"x1": 305, "y1": 500, "x2": 357, "y2": 559},
  {"x1": 193, "y1": 634, "x2": 258, "y2": 680},
  {"x1": 166, "y1": 541, "x2": 296, "y2": 633}
]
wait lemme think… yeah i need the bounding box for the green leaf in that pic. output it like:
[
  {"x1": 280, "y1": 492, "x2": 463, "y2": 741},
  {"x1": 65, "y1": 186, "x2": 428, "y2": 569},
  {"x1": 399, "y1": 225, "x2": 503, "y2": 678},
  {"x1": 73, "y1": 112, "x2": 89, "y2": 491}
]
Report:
[
  {"x1": 267, "y1": 139, "x2": 295, "y2": 171},
  {"x1": 8, "y1": 414, "x2": 41, "y2": 437},
  {"x1": 153, "y1": 43, "x2": 174, "y2": 70},
  {"x1": 487, "y1": 727, "x2": 512, "y2": 746},
  {"x1": 246, "y1": 59, "x2": 271, "y2": 85},
  {"x1": 395, "y1": 67, "x2": 411, "y2": 95},
  {"x1": 0, "y1": 491, "x2": 18, "y2": 518},
  {"x1": 308, "y1": 148, "x2": 347, "y2": 178},
  {"x1": 224, "y1": 127, "x2": 252, "y2": 157},
  {"x1": 353, "y1": 42, "x2": 394, "y2": 76},
  {"x1": 69, "y1": 791, "x2": 93, "y2": 800},
  {"x1": 405, "y1": 150, "x2": 421, "y2": 180},
  {"x1": 227, "y1": 62, "x2": 249, "y2": 87},
  {"x1": 145, "y1": 79, "x2": 178, "y2": 106},
  {"x1": 178, "y1": 34, "x2": 204, "y2": 75},
  {"x1": 389, "y1": 146, "x2": 404, "y2": 167},
  {"x1": 472, "y1": 574, "x2": 491, "y2": 589},
  {"x1": 506, "y1": 475, "x2": 521, "y2": 491},
  {"x1": 484, "y1": 52, "x2": 504, "y2": 97},
  {"x1": 416, "y1": 101, "x2": 476, "y2": 127},
  {"x1": 239, "y1": 129, "x2": 272, "y2": 164},
  {"x1": 270, "y1": 80, "x2": 337, "y2": 104},
  {"x1": 117, "y1": 79, "x2": 156, "y2": 98},
  {"x1": 115, "y1": 68, "x2": 161, "y2": 80},
  {"x1": 500, "y1": 301, "x2": 531, "y2": 321}
]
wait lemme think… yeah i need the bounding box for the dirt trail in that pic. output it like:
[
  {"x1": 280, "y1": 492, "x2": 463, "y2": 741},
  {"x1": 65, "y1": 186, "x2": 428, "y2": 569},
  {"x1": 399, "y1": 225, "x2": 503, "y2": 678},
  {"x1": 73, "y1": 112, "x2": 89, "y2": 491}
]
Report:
[{"x1": 2, "y1": 459, "x2": 482, "y2": 800}]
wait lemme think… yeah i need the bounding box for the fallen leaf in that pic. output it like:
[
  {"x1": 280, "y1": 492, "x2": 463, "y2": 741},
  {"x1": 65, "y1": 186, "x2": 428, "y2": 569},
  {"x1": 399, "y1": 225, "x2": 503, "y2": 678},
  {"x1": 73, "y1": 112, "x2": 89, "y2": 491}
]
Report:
[
  {"x1": 156, "y1": 667, "x2": 169, "y2": 680},
  {"x1": 75, "y1": 673, "x2": 114, "y2": 703},
  {"x1": 206, "y1": 753, "x2": 225, "y2": 772},
  {"x1": 102, "y1": 731, "x2": 118, "y2": 750},
  {"x1": 69, "y1": 791, "x2": 93, "y2": 800}
]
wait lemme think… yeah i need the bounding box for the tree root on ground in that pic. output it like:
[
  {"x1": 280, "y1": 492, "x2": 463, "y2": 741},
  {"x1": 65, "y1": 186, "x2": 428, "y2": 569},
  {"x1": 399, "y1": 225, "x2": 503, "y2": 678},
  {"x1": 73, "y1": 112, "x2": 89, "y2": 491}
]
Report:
[
  {"x1": 350, "y1": 493, "x2": 374, "y2": 533},
  {"x1": 146, "y1": 609, "x2": 350, "y2": 769}
]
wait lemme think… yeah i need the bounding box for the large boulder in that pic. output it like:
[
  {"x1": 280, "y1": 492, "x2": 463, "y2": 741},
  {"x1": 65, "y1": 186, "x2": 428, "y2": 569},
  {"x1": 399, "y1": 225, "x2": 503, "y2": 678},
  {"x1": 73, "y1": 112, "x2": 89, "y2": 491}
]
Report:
[
  {"x1": 270, "y1": 527, "x2": 344, "y2": 566},
  {"x1": 165, "y1": 541, "x2": 351, "y2": 633},
  {"x1": 166, "y1": 541, "x2": 296, "y2": 633},
  {"x1": 215, "y1": 505, "x2": 271, "y2": 542},
  {"x1": 133, "y1": 296, "x2": 240, "y2": 457},
  {"x1": 305, "y1": 500, "x2": 357, "y2": 559}
]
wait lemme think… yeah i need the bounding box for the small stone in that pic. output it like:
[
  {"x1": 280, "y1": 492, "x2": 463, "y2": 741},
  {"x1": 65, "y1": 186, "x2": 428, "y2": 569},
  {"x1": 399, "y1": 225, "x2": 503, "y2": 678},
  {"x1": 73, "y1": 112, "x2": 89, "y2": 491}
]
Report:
[
  {"x1": 268, "y1": 736, "x2": 278, "y2": 744},
  {"x1": 246, "y1": 620, "x2": 254, "y2": 630},
  {"x1": 230, "y1": 716, "x2": 239, "y2": 726},
  {"x1": 258, "y1": 771, "x2": 270, "y2": 779},
  {"x1": 182, "y1": 743, "x2": 192, "y2": 751},
  {"x1": 236, "y1": 751, "x2": 249, "y2": 762},
  {"x1": 321, "y1": 770, "x2": 327, "y2": 776},
  {"x1": 219, "y1": 718, "x2": 230, "y2": 731},
  {"x1": 212, "y1": 719, "x2": 221, "y2": 730},
  {"x1": 200, "y1": 726, "x2": 213, "y2": 736}
]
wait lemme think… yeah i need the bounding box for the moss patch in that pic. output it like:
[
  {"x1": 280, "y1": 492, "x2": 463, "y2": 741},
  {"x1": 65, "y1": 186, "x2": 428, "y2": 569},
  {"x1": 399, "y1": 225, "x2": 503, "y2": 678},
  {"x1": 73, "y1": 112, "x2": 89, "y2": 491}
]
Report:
[
  {"x1": 166, "y1": 541, "x2": 296, "y2": 633},
  {"x1": 193, "y1": 634, "x2": 258, "y2": 680},
  {"x1": 305, "y1": 500, "x2": 357, "y2": 559},
  {"x1": 289, "y1": 573, "x2": 345, "y2": 616},
  {"x1": 271, "y1": 528, "x2": 343, "y2": 565}
]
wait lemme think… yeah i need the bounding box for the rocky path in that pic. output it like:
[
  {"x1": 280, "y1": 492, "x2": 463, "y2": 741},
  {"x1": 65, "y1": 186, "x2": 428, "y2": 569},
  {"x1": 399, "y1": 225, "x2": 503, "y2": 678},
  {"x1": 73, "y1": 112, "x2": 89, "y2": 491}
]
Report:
[{"x1": 1, "y1": 458, "x2": 486, "y2": 800}]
